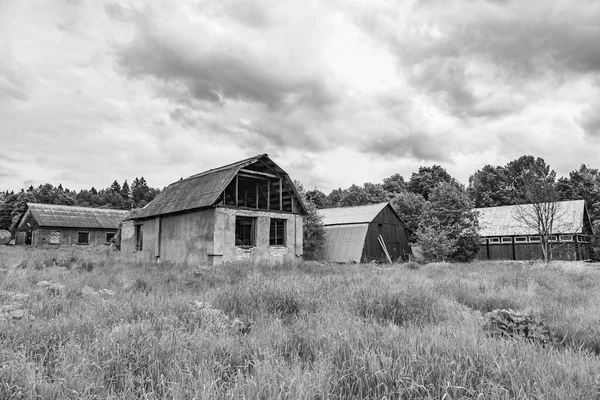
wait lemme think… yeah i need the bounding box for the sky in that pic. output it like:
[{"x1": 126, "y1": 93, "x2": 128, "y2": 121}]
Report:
[{"x1": 1, "y1": 0, "x2": 600, "y2": 194}]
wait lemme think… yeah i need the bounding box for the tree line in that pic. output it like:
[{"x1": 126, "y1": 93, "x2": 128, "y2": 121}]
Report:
[{"x1": 0, "y1": 178, "x2": 160, "y2": 231}]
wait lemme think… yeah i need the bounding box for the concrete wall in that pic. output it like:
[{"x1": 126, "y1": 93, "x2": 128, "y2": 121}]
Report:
[{"x1": 15, "y1": 228, "x2": 117, "y2": 247}]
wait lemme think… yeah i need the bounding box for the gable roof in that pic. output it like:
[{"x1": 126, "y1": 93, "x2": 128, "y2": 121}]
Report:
[
  {"x1": 319, "y1": 202, "x2": 390, "y2": 226},
  {"x1": 475, "y1": 200, "x2": 588, "y2": 237},
  {"x1": 131, "y1": 154, "x2": 306, "y2": 219},
  {"x1": 18, "y1": 203, "x2": 129, "y2": 230}
]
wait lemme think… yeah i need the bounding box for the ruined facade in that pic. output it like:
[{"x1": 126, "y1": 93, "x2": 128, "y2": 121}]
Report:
[{"x1": 121, "y1": 154, "x2": 305, "y2": 265}]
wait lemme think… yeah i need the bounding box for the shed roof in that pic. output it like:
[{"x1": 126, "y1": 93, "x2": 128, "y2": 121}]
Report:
[
  {"x1": 131, "y1": 154, "x2": 306, "y2": 219},
  {"x1": 319, "y1": 203, "x2": 389, "y2": 226},
  {"x1": 20, "y1": 203, "x2": 129, "y2": 229},
  {"x1": 475, "y1": 200, "x2": 587, "y2": 237}
]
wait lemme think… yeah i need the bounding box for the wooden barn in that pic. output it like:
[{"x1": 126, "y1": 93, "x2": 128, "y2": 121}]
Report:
[
  {"x1": 13, "y1": 203, "x2": 129, "y2": 246},
  {"x1": 121, "y1": 154, "x2": 306, "y2": 265},
  {"x1": 319, "y1": 202, "x2": 410, "y2": 263},
  {"x1": 475, "y1": 200, "x2": 593, "y2": 261}
]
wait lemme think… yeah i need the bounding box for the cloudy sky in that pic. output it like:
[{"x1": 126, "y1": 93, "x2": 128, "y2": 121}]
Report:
[{"x1": 2, "y1": 0, "x2": 600, "y2": 193}]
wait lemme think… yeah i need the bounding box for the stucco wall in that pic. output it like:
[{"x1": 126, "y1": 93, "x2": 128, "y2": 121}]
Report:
[
  {"x1": 159, "y1": 209, "x2": 215, "y2": 265},
  {"x1": 121, "y1": 218, "x2": 159, "y2": 263}
]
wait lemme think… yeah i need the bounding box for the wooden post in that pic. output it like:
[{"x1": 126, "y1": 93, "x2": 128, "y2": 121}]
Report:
[
  {"x1": 267, "y1": 182, "x2": 270, "y2": 210},
  {"x1": 235, "y1": 175, "x2": 239, "y2": 207},
  {"x1": 255, "y1": 181, "x2": 259, "y2": 209},
  {"x1": 279, "y1": 179, "x2": 283, "y2": 211}
]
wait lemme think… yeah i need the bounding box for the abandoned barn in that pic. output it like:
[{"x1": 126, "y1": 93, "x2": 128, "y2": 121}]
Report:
[
  {"x1": 121, "y1": 154, "x2": 306, "y2": 265},
  {"x1": 319, "y1": 202, "x2": 410, "y2": 263},
  {"x1": 475, "y1": 200, "x2": 593, "y2": 261},
  {"x1": 13, "y1": 203, "x2": 129, "y2": 246}
]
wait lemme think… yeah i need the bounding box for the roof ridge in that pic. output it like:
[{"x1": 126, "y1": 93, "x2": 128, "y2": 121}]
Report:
[
  {"x1": 322, "y1": 202, "x2": 389, "y2": 211},
  {"x1": 182, "y1": 153, "x2": 267, "y2": 182},
  {"x1": 27, "y1": 203, "x2": 130, "y2": 213}
]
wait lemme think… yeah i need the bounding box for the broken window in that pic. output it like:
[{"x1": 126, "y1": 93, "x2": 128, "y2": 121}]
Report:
[
  {"x1": 106, "y1": 232, "x2": 115, "y2": 243},
  {"x1": 48, "y1": 231, "x2": 61, "y2": 245},
  {"x1": 78, "y1": 232, "x2": 89, "y2": 245},
  {"x1": 270, "y1": 219, "x2": 286, "y2": 246},
  {"x1": 135, "y1": 224, "x2": 143, "y2": 251},
  {"x1": 236, "y1": 216, "x2": 255, "y2": 246}
]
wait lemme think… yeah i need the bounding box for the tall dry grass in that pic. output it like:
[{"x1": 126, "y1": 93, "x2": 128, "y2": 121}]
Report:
[{"x1": 1, "y1": 247, "x2": 600, "y2": 398}]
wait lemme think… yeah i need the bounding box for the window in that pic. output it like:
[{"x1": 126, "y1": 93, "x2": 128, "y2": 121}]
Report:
[
  {"x1": 550, "y1": 235, "x2": 558, "y2": 242},
  {"x1": 135, "y1": 224, "x2": 143, "y2": 251},
  {"x1": 270, "y1": 219, "x2": 286, "y2": 246},
  {"x1": 529, "y1": 236, "x2": 540, "y2": 243},
  {"x1": 559, "y1": 235, "x2": 573, "y2": 242},
  {"x1": 579, "y1": 235, "x2": 590, "y2": 243},
  {"x1": 488, "y1": 237, "x2": 500, "y2": 244},
  {"x1": 235, "y1": 217, "x2": 255, "y2": 246},
  {"x1": 479, "y1": 238, "x2": 487, "y2": 245},
  {"x1": 78, "y1": 232, "x2": 89, "y2": 245},
  {"x1": 106, "y1": 232, "x2": 115, "y2": 243},
  {"x1": 48, "y1": 231, "x2": 61, "y2": 245},
  {"x1": 501, "y1": 237, "x2": 513, "y2": 243},
  {"x1": 515, "y1": 237, "x2": 528, "y2": 243}
]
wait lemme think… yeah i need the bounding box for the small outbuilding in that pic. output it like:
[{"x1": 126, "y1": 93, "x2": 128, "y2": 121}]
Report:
[
  {"x1": 13, "y1": 203, "x2": 129, "y2": 246},
  {"x1": 475, "y1": 200, "x2": 593, "y2": 261},
  {"x1": 121, "y1": 154, "x2": 306, "y2": 265},
  {"x1": 319, "y1": 202, "x2": 410, "y2": 263}
]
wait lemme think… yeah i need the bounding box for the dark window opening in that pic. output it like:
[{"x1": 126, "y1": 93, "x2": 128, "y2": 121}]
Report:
[
  {"x1": 78, "y1": 232, "x2": 89, "y2": 245},
  {"x1": 236, "y1": 217, "x2": 255, "y2": 246},
  {"x1": 270, "y1": 219, "x2": 286, "y2": 246},
  {"x1": 106, "y1": 232, "x2": 115, "y2": 243},
  {"x1": 135, "y1": 224, "x2": 143, "y2": 251}
]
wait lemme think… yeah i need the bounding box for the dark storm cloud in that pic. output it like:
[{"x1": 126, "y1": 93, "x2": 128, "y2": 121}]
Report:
[
  {"x1": 361, "y1": 132, "x2": 453, "y2": 163},
  {"x1": 355, "y1": 0, "x2": 600, "y2": 121},
  {"x1": 115, "y1": 14, "x2": 337, "y2": 112}
]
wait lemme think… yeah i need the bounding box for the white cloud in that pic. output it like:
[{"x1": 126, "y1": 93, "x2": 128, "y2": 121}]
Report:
[{"x1": 1, "y1": 0, "x2": 600, "y2": 194}]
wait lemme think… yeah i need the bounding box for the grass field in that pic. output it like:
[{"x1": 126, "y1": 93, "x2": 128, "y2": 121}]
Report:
[{"x1": 2, "y1": 246, "x2": 600, "y2": 399}]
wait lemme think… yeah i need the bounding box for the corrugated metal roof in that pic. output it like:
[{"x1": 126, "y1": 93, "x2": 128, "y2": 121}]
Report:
[
  {"x1": 475, "y1": 200, "x2": 586, "y2": 237},
  {"x1": 321, "y1": 224, "x2": 369, "y2": 263},
  {"x1": 320, "y1": 203, "x2": 388, "y2": 226},
  {"x1": 23, "y1": 203, "x2": 129, "y2": 229},
  {"x1": 131, "y1": 154, "x2": 306, "y2": 219}
]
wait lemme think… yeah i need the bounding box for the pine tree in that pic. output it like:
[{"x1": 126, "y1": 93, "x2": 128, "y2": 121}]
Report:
[
  {"x1": 120, "y1": 180, "x2": 130, "y2": 200},
  {"x1": 110, "y1": 180, "x2": 121, "y2": 193}
]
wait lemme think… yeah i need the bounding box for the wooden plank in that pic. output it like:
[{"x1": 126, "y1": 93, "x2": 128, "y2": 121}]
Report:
[
  {"x1": 240, "y1": 168, "x2": 279, "y2": 179},
  {"x1": 267, "y1": 182, "x2": 270, "y2": 210},
  {"x1": 255, "y1": 181, "x2": 259, "y2": 209},
  {"x1": 235, "y1": 175, "x2": 238, "y2": 207},
  {"x1": 279, "y1": 179, "x2": 283, "y2": 211}
]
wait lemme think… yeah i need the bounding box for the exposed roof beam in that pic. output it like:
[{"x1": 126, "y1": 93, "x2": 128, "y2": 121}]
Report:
[{"x1": 239, "y1": 169, "x2": 279, "y2": 179}]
